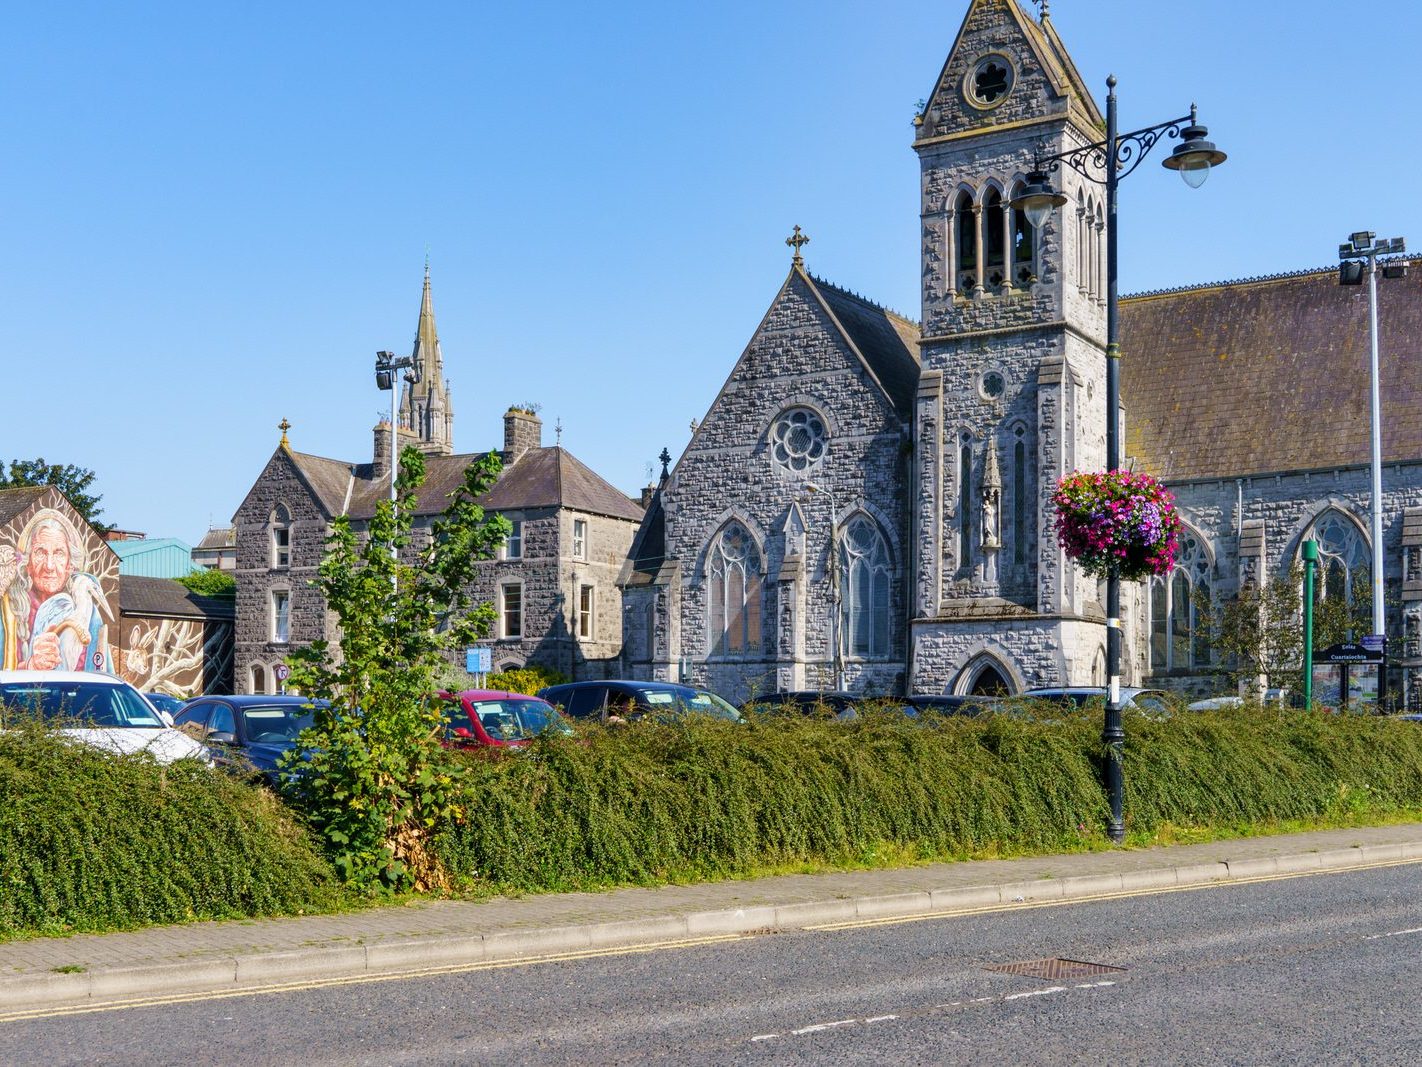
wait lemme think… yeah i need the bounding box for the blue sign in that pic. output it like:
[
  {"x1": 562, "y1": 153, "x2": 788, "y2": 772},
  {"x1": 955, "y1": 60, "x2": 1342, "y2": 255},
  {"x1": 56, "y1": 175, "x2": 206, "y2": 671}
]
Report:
[{"x1": 465, "y1": 647, "x2": 492, "y2": 674}]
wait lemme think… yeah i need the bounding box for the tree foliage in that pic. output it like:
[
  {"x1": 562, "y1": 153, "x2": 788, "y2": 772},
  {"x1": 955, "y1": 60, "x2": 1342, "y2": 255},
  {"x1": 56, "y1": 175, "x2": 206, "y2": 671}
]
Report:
[
  {"x1": 0, "y1": 458, "x2": 109, "y2": 532},
  {"x1": 1205, "y1": 565, "x2": 1373, "y2": 696},
  {"x1": 176, "y1": 568, "x2": 237, "y2": 598},
  {"x1": 281, "y1": 446, "x2": 508, "y2": 892}
]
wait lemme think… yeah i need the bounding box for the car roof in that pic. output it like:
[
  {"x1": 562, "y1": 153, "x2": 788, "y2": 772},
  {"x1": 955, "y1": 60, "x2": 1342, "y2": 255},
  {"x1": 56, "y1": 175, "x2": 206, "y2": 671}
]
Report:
[
  {"x1": 455, "y1": 689, "x2": 548, "y2": 701},
  {"x1": 0, "y1": 670, "x2": 130, "y2": 686},
  {"x1": 191, "y1": 694, "x2": 321, "y2": 705}
]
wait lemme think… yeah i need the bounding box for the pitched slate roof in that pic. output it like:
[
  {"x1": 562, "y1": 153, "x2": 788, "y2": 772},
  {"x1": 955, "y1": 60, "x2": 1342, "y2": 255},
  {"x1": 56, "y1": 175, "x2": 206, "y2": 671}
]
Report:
[
  {"x1": 482, "y1": 447, "x2": 645, "y2": 522},
  {"x1": 806, "y1": 272, "x2": 922, "y2": 418},
  {"x1": 0, "y1": 487, "x2": 49, "y2": 526},
  {"x1": 118, "y1": 575, "x2": 235, "y2": 620},
  {"x1": 196, "y1": 526, "x2": 236, "y2": 550},
  {"x1": 288, "y1": 446, "x2": 643, "y2": 524},
  {"x1": 1121, "y1": 261, "x2": 1422, "y2": 481},
  {"x1": 622, "y1": 486, "x2": 667, "y2": 587}
]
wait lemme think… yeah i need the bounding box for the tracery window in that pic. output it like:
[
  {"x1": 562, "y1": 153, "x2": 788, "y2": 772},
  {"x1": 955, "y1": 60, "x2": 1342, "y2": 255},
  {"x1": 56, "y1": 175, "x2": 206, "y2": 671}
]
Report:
[
  {"x1": 1149, "y1": 529, "x2": 1212, "y2": 671},
  {"x1": 839, "y1": 516, "x2": 891, "y2": 658},
  {"x1": 771, "y1": 407, "x2": 828, "y2": 474},
  {"x1": 708, "y1": 523, "x2": 762, "y2": 656},
  {"x1": 983, "y1": 188, "x2": 1006, "y2": 288},
  {"x1": 1308, "y1": 510, "x2": 1371, "y2": 608},
  {"x1": 955, "y1": 191, "x2": 977, "y2": 291}
]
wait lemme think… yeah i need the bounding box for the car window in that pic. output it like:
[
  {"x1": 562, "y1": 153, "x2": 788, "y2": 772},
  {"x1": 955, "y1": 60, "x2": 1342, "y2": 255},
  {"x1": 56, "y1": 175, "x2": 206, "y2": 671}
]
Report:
[
  {"x1": 173, "y1": 702, "x2": 211, "y2": 731},
  {"x1": 238, "y1": 704, "x2": 313, "y2": 742},
  {"x1": 470, "y1": 699, "x2": 571, "y2": 740},
  {"x1": 1131, "y1": 693, "x2": 1170, "y2": 716},
  {"x1": 563, "y1": 687, "x2": 607, "y2": 719},
  {"x1": 679, "y1": 691, "x2": 743, "y2": 721},
  {"x1": 0, "y1": 682, "x2": 165, "y2": 728},
  {"x1": 210, "y1": 704, "x2": 236, "y2": 736}
]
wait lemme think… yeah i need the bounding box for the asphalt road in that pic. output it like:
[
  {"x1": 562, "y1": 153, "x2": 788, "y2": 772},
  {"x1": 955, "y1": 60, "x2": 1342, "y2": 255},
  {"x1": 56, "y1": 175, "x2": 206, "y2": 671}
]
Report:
[{"x1": 5, "y1": 861, "x2": 1422, "y2": 1066}]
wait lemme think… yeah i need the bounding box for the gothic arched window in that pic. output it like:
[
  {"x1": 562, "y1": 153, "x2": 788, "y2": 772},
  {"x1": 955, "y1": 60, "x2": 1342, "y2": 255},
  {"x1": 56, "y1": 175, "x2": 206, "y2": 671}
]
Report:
[
  {"x1": 708, "y1": 523, "x2": 763, "y2": 656},
  {"x1": 1308, "y1": 509, "x2": 1370, "y2": 608},
  {"x1": 839, "y1": 516, "x2": 891, "y2": 658},
  {"x1": 955, "y1": 191, "x2": 976, "y2": 291},
  {"x1": 1012, "y1": 427, "x2": 1028, "y2": 567},
  {"x1": 983, "y1": 188, "x2": 1006, "y2": 287},
  {"x1": 1149, "y1": 528, "x2": 1212, "y2": 671},
  {"x1": 1010, "y1": 182, "x2": 1035, "y2": 285}
]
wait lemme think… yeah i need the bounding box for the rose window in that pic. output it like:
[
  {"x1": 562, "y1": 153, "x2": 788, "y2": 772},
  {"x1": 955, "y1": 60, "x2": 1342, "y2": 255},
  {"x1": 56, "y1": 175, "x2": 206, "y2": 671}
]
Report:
[{"x1": 771, "y1": 408, "x2": 827, "y2": 473}]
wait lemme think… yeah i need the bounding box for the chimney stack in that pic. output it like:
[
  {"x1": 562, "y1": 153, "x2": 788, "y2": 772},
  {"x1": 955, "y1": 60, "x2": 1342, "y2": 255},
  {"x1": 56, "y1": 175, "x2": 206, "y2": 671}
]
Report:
[
  {"x1": 503, "y1": 407, "x2": 543, "y2": 462},
  {"x1": 373, "y1": 422, "x2": 394, "y2": 480}
]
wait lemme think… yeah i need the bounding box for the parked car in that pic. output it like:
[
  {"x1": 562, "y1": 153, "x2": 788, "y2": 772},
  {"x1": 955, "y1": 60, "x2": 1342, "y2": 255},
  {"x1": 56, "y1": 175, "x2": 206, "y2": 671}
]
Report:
[
  {"x1": 144, "y1": 691, "x2": 187, "y2": 725},
  {"x1": 743, "y1": 690, "x2": 863, "y2": 719},
  {"x1": 1020, "y1": 686, "x2": 1172, "y2": 716},
  {"x1": 0, "y1": 670, "x2": 211, "y2": 765},
  {"x1": 902, "y1": 693, "x2": 1003, "y2": 716},
  {"x1": 441, "y1": 689, "x2": 573, "y2": 749},
  {"x1": 538, "y1": 681, "x2": 743, "y2": 724},
  {"x1": 172, "y1": 694, "x2": 321, "y2": 775}
]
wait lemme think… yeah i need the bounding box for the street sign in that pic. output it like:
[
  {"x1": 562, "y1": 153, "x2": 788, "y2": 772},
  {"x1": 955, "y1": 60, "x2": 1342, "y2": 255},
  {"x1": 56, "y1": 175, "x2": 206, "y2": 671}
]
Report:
[
  {"x1": 1362, "y1": 634, "x2": 1386, "y2": 653},
  {"x1": 275, "y1": 664, "x2": 291, "y2": 681},
  {"x1": 1316, "y1": 642, "x2": 1383, "y2": 664},
  {"x1": 465, "y1": 647, "x2": 491, "y2": 674}
]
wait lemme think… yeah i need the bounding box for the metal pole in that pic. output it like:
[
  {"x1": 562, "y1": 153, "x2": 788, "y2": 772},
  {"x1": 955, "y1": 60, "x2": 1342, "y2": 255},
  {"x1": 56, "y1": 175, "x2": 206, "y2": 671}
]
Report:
[
  {"x1": 1303, "y1": 538, "x2": 1317, "y2": 710},
  {"x1": 1102, "y1": 76, "x2": 1126, "y2": 845},
  {"x1": 1366, "y1": 249, "x2": 1388, "y2": 711}
]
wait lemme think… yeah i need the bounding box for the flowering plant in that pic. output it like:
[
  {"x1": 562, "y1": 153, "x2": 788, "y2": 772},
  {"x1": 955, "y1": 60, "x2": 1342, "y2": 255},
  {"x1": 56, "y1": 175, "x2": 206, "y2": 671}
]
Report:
[{"x1": 1052, "y1": 470, "x2": 1181, "y2": 581}]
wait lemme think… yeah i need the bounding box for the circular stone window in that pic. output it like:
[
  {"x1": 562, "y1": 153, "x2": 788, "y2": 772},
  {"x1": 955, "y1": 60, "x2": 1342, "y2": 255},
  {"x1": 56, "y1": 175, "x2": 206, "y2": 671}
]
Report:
[
  {"x1": 965, "y1": 54, "x2": 1014, "y2": 109},
  {"x1": 980, "y1": 370, "x2": 1006, "y2": 400},
  {"x1": 771, "y1": 408, "x2": 828, "y2": 473}
]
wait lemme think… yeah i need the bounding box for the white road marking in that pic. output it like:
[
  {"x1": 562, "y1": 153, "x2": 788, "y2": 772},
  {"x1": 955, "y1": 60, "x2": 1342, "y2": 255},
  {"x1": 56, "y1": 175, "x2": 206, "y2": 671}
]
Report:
[
  {"x1": 1364, "y1": 926, "x2": 1422, "y2": 941},
  {"x1": 752, "y1": 976, "x2": 1119, "y2": 1043},
  {"x1": 1003, "y1": 985, "x2": 1067, "y2": 1000}
]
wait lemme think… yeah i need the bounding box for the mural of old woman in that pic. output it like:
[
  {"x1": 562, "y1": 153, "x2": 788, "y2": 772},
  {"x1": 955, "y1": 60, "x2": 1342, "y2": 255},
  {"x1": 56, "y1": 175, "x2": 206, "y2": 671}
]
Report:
[{"x1": 1, "y1": 508, "x2": 112, "y2": 672}]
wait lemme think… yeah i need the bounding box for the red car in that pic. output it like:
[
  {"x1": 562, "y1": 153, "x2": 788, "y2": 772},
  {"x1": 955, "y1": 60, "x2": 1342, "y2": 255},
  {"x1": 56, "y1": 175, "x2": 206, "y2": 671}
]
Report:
[{"x1": 440, "y1": 689, "x2": 573, "y2": 749}]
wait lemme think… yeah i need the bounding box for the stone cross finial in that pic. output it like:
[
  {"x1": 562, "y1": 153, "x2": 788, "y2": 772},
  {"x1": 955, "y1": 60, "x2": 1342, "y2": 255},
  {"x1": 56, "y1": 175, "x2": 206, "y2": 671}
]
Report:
[
  {"x1": 659, "y1": 447, "x2": 672, "y2": 479},
  {"x1": 786, "y1": 225, "x2": 810, "y2": 267},
  {"x1": 555, "y1": 417, "x2": 563, "y2": 446},
  {"x1": 278, "y1": 417, "x2": 291, "y2": 448},
  {"x1": 1037, "y1": 0, "x2": 1050, "y2": 20}
]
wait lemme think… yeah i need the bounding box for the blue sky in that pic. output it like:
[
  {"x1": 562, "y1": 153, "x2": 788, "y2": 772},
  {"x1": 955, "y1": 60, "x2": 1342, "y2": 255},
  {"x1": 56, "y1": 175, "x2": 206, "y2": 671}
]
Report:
[{"x1": 3, "y1": 1, "x2": 1417, "y2": 542}]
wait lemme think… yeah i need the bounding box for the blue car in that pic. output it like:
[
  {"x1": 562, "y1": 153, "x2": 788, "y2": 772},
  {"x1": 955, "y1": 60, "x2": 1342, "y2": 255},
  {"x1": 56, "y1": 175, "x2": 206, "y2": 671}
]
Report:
[{"x1": 172, "y1": 695, "x2": 322, "y2": 776}]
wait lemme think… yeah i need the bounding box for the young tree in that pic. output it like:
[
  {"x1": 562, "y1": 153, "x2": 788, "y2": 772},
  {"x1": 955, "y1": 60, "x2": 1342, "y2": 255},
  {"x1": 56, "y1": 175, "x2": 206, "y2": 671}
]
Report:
[
  {"x1": 0, "y1": 458, "x2": 109, "y2": 532},
  {"x1": 281, "y1": 446, "x2": 508, "y2": 892}
]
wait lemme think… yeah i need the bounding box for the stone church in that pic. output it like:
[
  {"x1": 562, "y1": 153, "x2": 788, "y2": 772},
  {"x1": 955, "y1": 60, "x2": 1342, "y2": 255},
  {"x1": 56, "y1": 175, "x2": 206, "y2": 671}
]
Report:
[{"x1": 619, "y1": 0, "x2": 1422, "y2": 707}]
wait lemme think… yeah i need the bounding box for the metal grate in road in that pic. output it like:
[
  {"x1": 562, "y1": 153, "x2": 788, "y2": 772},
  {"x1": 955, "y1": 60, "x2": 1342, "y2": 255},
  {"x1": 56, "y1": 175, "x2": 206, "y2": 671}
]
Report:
[{"x1": 986, "y1": 957, "x2": 1127, "y2": 981}]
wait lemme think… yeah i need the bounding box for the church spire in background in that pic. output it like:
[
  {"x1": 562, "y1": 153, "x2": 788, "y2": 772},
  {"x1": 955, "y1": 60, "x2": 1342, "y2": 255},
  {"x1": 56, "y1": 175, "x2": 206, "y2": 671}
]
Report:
[{"x1": 399, "y1": 261, "x2": 455, "y2": 456}]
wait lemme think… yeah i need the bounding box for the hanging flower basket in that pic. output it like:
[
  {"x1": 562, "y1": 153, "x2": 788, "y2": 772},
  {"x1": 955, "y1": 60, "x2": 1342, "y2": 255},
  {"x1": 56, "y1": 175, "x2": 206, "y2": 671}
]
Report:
[{"x1": 1052, "y1": 470, "x2": 1181, "y2": 582}]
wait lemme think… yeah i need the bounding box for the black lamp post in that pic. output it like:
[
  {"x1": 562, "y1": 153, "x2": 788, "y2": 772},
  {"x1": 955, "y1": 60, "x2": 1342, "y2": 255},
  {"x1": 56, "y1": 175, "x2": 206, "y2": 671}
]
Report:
[{"x1": 1013, "y1": 77, "x2": 1226, "y2": 844}]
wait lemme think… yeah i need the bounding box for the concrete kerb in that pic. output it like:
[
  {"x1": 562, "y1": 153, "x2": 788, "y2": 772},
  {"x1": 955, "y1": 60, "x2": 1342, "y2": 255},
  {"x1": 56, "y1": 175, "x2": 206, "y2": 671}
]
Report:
[{"x1": 5, "y1": 837, "x2": 1422, "y2": 1015}]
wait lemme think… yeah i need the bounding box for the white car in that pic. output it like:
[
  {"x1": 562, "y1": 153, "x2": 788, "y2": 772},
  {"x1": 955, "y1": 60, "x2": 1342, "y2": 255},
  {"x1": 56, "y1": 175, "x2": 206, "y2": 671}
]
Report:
[{"x1": 0, "y1": 670, "x2": 211, "y2": 765}]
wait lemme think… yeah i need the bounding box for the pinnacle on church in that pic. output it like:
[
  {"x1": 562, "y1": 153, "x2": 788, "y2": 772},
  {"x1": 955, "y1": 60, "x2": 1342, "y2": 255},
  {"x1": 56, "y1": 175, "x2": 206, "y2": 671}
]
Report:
[
  {"x1": 278, "y1": 417, "x2": 291, "y2": 449},
  {"x1": 398, "y1": 263, "x2": 455, "y2": 456}
]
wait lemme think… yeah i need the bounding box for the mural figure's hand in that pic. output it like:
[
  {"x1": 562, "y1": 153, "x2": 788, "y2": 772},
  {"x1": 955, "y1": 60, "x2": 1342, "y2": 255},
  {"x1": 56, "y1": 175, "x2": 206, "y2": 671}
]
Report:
[{"x1": 25, "y1": 632, "x2": 62, "y2": 671}]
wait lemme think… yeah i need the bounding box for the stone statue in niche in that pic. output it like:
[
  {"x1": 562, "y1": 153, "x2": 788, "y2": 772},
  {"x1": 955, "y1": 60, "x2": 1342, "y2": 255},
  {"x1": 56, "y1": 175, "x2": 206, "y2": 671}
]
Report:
[{"x1": 982, "y1": 485, "x2": 1000, "y2": 550}]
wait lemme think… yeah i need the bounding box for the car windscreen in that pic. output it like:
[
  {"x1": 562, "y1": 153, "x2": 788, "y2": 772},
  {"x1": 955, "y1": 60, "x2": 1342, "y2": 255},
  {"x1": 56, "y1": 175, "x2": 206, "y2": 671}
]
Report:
[
  {"x1": 467, "y1": 699, "x2": 572, "y2": 740},
  {"x1": 238, "y1": 704, "x2": 316, "y2": 743},
  {"x1": 0, "y1": 682, "x2": 166, "y2": 728},
  {"x1": 678, "y1": 690, "x2": 743, "y2": 721},
  {"x1": 146, "y1": 693, "x2": 186, "y2": 715}
]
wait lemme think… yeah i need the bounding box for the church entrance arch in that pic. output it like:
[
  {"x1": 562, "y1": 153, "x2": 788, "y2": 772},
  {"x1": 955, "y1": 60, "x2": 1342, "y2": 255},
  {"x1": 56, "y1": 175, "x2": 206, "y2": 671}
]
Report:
[{"x1": 952, "y1": 652, "x2": 1019, "y2": 696}]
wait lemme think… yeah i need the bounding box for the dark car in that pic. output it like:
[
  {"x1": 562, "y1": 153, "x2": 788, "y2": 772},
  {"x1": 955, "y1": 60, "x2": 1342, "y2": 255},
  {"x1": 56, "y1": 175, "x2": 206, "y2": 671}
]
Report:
[
  {"x1": 1019, "y1": 686, "x2": 1172, "y2": 717},
  {"x1": 537, "y1": 681, "x2": 742, "y2": 724},
  {"x1": 902, "y1": 693, "x2": 1003, "y2": 716},
  {"x1": 741, "y1": 690, "x2": 864, "y2": 719},
  {"x1": 441, "y1": 689, "x2": 572, "y2": 749},
  {"x1": 144, "y1": 692, "x2": 188, "y2": 724},
  {"x1": 172, "y1": 695, "x2": 322, "y2": 775}
]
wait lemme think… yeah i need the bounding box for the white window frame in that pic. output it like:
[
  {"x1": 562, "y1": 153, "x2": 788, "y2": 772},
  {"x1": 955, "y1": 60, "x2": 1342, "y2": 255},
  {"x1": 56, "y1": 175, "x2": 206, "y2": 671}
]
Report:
[
  {"x1": 502, "y1": 518, "x2": 523, "y2": 560},
  {"x1": 578, "y1": 584, "x2": 595, "y2": 640},
  {"x1": 270, "y1": 504, "x2": 291, "y2": 569},
  {"x1": 501, "y1": 582, "x2": 524, "y2": 640},
  {"x1": 272, "y1": 590, "x2": 291, "y2": 644},
  {"x1": 572, "y1": 518, "x2": 588, "y2": 561}
]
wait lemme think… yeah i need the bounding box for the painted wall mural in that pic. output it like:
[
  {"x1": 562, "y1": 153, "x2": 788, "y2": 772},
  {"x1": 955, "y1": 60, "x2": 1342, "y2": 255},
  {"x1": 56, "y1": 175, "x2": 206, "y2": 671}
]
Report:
[
  {"x1": 119, "y1": 616, "x2": 234, "y2": 696},
  {"x1": 0, "y1": 503, "x2": 119, "y2": 673}
]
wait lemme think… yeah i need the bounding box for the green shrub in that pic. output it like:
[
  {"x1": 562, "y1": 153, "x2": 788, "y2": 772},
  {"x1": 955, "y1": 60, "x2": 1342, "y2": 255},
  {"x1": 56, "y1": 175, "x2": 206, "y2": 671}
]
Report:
[
  {"x1": 434, "y1": 706, "x2": 1422, "y2": 894},
  {"x1": 487, "y1": 665, "x2": 569, "y2": 696},
  {"x1": 0, "y1": 728, "x2": 341, "y2": 938}
]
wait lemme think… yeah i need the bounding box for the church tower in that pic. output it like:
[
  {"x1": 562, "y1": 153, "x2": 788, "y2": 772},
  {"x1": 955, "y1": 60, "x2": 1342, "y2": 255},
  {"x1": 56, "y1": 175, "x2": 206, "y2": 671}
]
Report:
[
  {"x1": 909, "y1": 0, "x2": 1118, "y2": 694},
  {"x1": 399, "y1": 264, "x2": 455, "y2": 456}
]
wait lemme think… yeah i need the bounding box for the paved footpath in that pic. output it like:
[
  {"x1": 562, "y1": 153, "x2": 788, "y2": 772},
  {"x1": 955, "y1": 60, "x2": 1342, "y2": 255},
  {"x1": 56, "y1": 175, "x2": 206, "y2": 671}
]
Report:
[{"x1": 4, "y1": 823, "x2": 1422, "y2": 1014}]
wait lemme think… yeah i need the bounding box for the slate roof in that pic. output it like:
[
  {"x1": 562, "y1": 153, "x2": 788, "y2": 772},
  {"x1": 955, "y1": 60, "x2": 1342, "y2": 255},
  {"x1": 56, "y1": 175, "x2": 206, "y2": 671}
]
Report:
[
  {"x1": 288, "y1": 446, "x2": 643, "y2": 524},
  {"x1": 0, "y1": 487, "x2": 49, "y2": 526},
  {"x1": 1121, "y1": 260, "x2": 1422, "y2": 481},
  {"x1": 622, "y1": 486, "x2": 666, "y2": 587},
  {"x1": 196, "y1": 527, "x2": 236, "y2": 550},
  {"x1": 118, "y1": 575, "x2": 235, "y2": 620},
  {"x1": 807, "y1": 273, "x2": 922, "y2": 418}
]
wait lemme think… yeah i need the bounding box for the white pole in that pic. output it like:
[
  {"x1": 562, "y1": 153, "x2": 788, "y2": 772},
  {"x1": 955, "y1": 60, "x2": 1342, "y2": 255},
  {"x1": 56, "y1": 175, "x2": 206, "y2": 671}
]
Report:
[{"x1": 1368, "y1": 250, "x2": 1385, "y2": 639}]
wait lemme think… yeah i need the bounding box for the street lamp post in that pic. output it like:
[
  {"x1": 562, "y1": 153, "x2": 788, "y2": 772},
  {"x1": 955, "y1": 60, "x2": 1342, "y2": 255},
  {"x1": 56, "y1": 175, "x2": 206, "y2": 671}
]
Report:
[
  {"x1": 375, "y1": 349, "x2": 422, "y2": 579},
  {"x1": 1014, "y1": 77, "x2": 1226, "y2": 844},
  {"x1": 1339, "y1": 232, "x2": 1407, "y2": 711},
  {"x1": 804, "y1": 482, "x2": 844, "y2": 690}
]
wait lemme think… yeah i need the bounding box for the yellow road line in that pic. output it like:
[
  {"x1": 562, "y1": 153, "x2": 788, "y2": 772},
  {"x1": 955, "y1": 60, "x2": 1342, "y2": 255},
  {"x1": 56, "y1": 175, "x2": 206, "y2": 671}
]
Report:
[
  {"x1": 0, "y1": 933, "x2": 751, "y2": 1025},
  {"x1": 804, "y1": 855, "x2": 1422, "y2": 932}
]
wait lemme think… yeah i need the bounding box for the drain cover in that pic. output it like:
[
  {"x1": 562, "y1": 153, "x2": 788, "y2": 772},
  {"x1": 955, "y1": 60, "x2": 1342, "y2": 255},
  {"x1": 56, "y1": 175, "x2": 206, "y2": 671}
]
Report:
[{"x1": 987, "y1": 957, "x2": 1126, "y2": 981}]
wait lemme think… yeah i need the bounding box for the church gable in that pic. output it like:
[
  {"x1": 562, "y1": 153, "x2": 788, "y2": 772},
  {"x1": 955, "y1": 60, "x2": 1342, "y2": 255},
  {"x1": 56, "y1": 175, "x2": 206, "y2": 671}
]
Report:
[
  {"x1": 689, "y1": 267, "x2": 910, "y2": 458},
  {"x1": 917, "y1": 0, "x2": 1101, "y2": 144}
]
